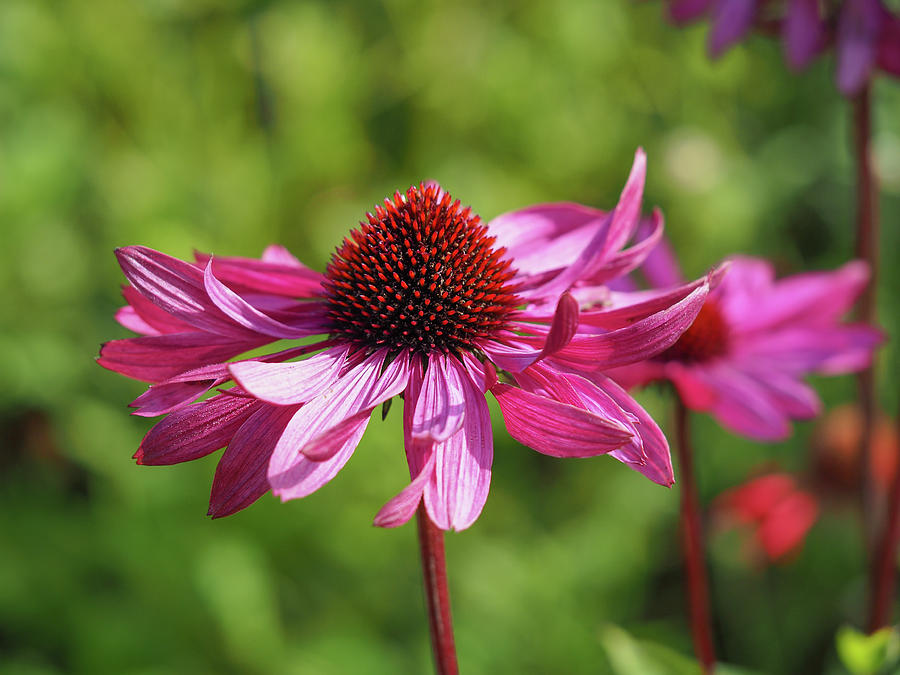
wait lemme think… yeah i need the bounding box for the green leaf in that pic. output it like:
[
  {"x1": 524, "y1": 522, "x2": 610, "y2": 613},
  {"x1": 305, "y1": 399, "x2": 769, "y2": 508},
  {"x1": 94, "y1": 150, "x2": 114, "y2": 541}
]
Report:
[{"x1": 836, "y1": 625, "x2": 900, "y2": 675}]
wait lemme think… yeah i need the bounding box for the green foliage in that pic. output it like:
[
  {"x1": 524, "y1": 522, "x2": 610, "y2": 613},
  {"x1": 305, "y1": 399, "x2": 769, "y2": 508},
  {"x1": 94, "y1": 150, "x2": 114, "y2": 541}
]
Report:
[
  {"x1": 1, "y1": 0, "x2": 898, "y2": 673},
  {"x1": 836, "y1": 626, "x2": 900, "y2": 675}
]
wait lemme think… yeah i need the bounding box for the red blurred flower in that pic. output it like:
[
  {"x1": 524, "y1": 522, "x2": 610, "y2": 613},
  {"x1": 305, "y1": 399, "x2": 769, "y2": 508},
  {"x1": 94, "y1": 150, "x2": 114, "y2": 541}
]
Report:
[{"x1": 715, "y1": 472, "x2": 819, "y2": 562}]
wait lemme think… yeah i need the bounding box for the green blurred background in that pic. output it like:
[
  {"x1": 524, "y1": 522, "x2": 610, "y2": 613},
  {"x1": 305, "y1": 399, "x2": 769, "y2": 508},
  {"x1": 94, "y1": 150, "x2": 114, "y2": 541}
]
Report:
[{"x1": 1, "y1": 1, "x2": 899, "y2": 673}]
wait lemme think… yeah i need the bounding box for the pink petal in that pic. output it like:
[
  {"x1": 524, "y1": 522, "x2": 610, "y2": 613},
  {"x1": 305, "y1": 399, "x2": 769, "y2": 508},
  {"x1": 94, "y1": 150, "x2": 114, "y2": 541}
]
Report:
[
  {"x1": 727, "y1": 259, "x2": 868, "y2": 333},
  {"x1": 637, "y1": 223, "x2": 685, "y2": 288},
  {"x1": 208, "y1": 403, "x2": 296, "y2": 518},
  {"x1": 487, "y1": 203, "x2": 609, "y2": 277},
  {"x1": 593, "y1": 375, "x2": 676, "y2": 486},
  {"x1": 267, "y1": 350, "x2": 412, "y2": 500},
  {"x1": 412, "y1": 353, "x2": 466, "y2": 442},
  {"x1": 708, "y1": 0, "x2": 758, "y2": 58},
  {"x1": 203, "y1": 262, "x2": 327, "y2": 339},
  {"x1": 373, "y1": 452, "x2": 436, "y2": 528},
  {"x1": 522, "y1": 149, "x2": 647, "y2": 302},
  {"x1": 98, "y1": 332, "x2": 266, "y2": 383},
  {"x1": 492, "y1": 382, "x2": 633, "y2": 457},
  {"x1": 836, "y1": 0, "x2": 880, "y2": 96},
  {"x1": 695, "y1": 364, "x2": 793, "y2": 440},
  {"x1": 424, "y1": 360, "x2": 493, "y2": 531},
  {"x1": 549, "y1": 282, "x2": 709, "y2": 371},
  {"x1": 580, "y1": 207, "x2": 665, "y2": 287},
  {"x1": 482, "y1": 292, "x2": 579, "y2": 372},
  {"x1": 301, "y1": 410, "x2": 373, "y2": 462},
  {"x1": 118, "y1": 285, "x2": 196, "y2": 336},
  {"x1": 783, "y1": 0, "x2": 825, "y2": 70},
  {"x1": 194, "y1": 248, "x2": 324, "y2": 298},
  {"x1": 229, "y1": 345, "x2": 351, "y2": 406},
  {"x1": 115, "y1": 246, "x2": 257, "y2": 339},
  {"x1": 736, "y1": 324, "x2": 882, "y2": 375},
  {"x1": 130, "y1": 380, "x2": 217, "y2": 417},
  {"x1": 135, "y1": 394, "x2": 260, "y2": 466}
]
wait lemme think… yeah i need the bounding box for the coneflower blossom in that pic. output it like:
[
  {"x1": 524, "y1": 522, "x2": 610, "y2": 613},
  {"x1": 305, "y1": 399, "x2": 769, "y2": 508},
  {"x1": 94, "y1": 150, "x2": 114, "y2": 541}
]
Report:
[
  {"x1": 608, "y1": 237, "x2": 882, "y2": 440},
  {"x1": 663, "y1": 0, "x2": 900, "y2": 95},
  {"x1": 100, "y1": 150, "x2": 714, "y2": 529},
  {"x1": 714, "y1": 472, "x2": 819, "y2": 562}
]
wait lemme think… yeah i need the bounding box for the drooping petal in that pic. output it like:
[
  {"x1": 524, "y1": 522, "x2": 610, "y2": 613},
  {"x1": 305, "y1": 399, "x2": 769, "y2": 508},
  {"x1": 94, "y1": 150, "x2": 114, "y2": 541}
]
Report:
[
  {"x1": 491, "y1": 383, "x2": 633, "y2": 457},
  {"x1": 373, "y1": 452, "x2": 436, "y2": 528},
  {"x1": 267, "y1": 350, "x2": 412, "y2": 500},
  {"x1": 424, "y1": 359, "x2": 493, "y2": 531},
  {"x1": 115, "y1": 246, "x2": 258, "y2": 339},
  {"x1": 135, "y1": 395, "x2": 260, "y2": 465},
  {"x1": 736, "y1": 324, "x2": 882, "y2": 375},
  {"x1": 203, "y1": 262, "x2": 327, "y2": 339},
  {"x1": 878, "y1": 11, "x2": 900, "y2": 76},
  {"x1": 708, "y1": 0, "x2": 758, "y2": 58},
  {"x1": 208, "y1": 403, "x2": 296, "y2": 518},
  {"x1": 120, "y1": 285, "x2": 195, "y2": 336},
  {"x1": 783, "y1": 0, "x2": 825, "y2": 70},
  {"x1": 229, "y1": 344, "x2": 351, "y2": 406},
  {"x1": 592, "y1": 374, "x2": 676, "y2": 486}
]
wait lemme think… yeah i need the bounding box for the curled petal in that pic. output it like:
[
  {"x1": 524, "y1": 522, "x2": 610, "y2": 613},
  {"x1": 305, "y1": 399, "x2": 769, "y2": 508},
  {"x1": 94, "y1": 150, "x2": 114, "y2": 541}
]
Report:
[
  {"x1": 373, "y1": 453, "x2": 436, "y2": 528},
  {"x1": 229, "y1": 345, "x2": 350, "y2": 406}
]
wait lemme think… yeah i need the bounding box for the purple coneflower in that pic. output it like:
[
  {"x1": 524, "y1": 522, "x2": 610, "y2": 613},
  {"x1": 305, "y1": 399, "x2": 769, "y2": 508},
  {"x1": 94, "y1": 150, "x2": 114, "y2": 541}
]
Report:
[
  {"x1": 609, "y1": 237, "x2": 882, "y2": 441},
  {"x1": 665, "y1": 0, "x2": 900, "y2": 95},
  {"x1": 100, "y1": 150, "x2": 714, "y2": 529}
]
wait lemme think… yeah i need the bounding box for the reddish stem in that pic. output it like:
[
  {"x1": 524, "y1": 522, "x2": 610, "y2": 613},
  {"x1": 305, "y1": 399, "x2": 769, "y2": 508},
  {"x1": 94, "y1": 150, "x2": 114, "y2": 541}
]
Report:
[
  {"x1": 416, "y1": 506, "x2": 459, "y2": 675},
  {"x1": 868, "y1": 408, "x2": 900, "y2": 631},
  {"x1": 674, "y1": 399, "x2": 717, "y2": 674}
]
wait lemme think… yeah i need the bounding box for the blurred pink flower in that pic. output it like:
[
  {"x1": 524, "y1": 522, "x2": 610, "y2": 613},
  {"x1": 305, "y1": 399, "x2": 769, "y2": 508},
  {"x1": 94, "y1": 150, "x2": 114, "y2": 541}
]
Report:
[
  {"x1": 100, "y1": 150, "x2": 713, "y2": 528},
  {"x1": 715, "y1": 472, "x2": 819, "y2": 562},
  {"x1": 664, "y1": 0, "x2": 900, "y2": 95},
  {"x1": 608, "y1": 238, "x2": 882, "y2": 441}
]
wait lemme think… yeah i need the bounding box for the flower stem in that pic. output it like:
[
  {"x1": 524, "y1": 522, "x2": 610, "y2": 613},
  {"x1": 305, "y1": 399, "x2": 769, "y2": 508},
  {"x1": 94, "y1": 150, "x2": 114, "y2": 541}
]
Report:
[
  {"x1": 674, "y1": 398, "x2": 717, "y2": 674},
  {"x1": 852, "y1": 85, "x2": 880, "y2": 554},
  {"x1": 868, "y1": 406, "x2": 900, "y2": 632},
  {"x1": 416, "y1": 505, "x2": 459, "y2": 675}
]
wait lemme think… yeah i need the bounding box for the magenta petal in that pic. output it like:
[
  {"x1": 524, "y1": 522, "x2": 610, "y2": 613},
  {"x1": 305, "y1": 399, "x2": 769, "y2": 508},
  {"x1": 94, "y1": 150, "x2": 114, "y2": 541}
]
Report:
[
  {"x1": 487, "y1": 203, "x2": 609, "y2": 277},
  {"x1": 551, "y1": 282, "x2": 709, "y2": 371},
  {"x1": 582, "y1": 208, "x2": 665, "y2": 287},
  {"x1": 208, "y1": 403, "x2": 296, "y2": 518},
  {"x1": 783, "y1": 0, "x2": 825, "y2": 70},
  {"x1": 99, "y1": 332, "x2": 266, "y2": 383},
  {"x1": 267, "y1": 350, "x2": 412, "y2": 500},
  {"x1": 599, "y1": 148, "x2": 647, "y2": 260},
  {"x1": 636, "y1": 219, "x2": 685, "y2": 288},
  {"x1": 373, "y1": 452, "x2": 436, "y2": 528},
  {"x1": 737, "y1": 325, "x2": 882, "y2": 375},
  {"x1": 130, "y1": 380, "x2": 217, "y2": 417},
  {"x1": 203, "y1": 262, "x2": 326, "y2": 339},
  {"x1": 120, "y1": 285, "x2": 195, "y2": 336},
  {"x1": 483, "y1": 292, "x2": 579, "y2": 372},
  {"x1": 836, "y1": 0, "x2": 880, "y2": 95},
  {"x1": 708, "y1": 0, "x2": 758, "y2": 58},
  {"x1": 878, "y1": 11, "x2": 900, "y2": 76},
  {"x1": 194, "y1": 248, "x2": 323, "y2": 298},
  {"x1": 412, "y1": 353, "x2": 465, "y2": 442},
  {"x1": 424, "y1": 360, "x2": 493, "y2": 531},
  {"x1": 698, "y1": 365, "x2": 792, "y2": 440},
  {"x1": 492, "y1": 383, "x2": 633, "y2": 457},
  {"x1": 135, "y1": 394, "x2": 260, "y2": 466},
  {"x1": 301, "y1": 410, "x2": 373, "y2": 462},
  {"x1": 115, "y1": 246, "x2": 256, "y2": 339},
  {"x1": 593, "y1": 375, "x2": 676, "y2": 486},
  {"x1": 229, "y1": 345, "x2": 350, "y2": 406}
]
